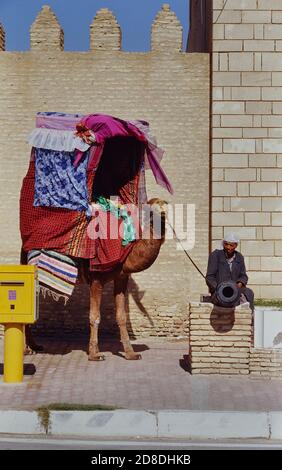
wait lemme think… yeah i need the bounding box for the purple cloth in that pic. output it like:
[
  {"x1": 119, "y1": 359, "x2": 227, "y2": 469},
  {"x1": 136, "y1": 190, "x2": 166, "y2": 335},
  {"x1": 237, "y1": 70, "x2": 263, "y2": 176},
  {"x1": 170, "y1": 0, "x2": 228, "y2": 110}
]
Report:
[
  {"x1": 32, "y1": 112, "x2": 173, "y2": 194},
  {"x1": 36, "y1": 112, "x2": 82, "y2": 130},
  {"x1": 79, "y1": 114, "x2": 173, "y2": 194}
]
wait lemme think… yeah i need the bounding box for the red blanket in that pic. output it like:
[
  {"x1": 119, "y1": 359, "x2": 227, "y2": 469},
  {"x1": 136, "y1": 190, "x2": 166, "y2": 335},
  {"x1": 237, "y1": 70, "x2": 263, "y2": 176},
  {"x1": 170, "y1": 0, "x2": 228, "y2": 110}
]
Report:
[{"x1": 20, "y1": 145, "x2": 140, "y2": 271}]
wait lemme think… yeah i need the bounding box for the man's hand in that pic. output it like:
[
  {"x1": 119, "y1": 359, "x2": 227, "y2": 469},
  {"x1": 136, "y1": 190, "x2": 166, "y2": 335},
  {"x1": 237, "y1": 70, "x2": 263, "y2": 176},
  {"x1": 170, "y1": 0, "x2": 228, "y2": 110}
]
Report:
[{"x1": 237, "y1": 282, "x2": 243, "y2": 289}]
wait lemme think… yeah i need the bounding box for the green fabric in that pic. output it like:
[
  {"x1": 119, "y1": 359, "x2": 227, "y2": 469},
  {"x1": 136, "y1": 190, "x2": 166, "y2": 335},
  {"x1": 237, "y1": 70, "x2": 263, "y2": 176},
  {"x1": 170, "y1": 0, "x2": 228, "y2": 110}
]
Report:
[{"x1": 97, "y1": 196, "x2": 136, "y2": 246}]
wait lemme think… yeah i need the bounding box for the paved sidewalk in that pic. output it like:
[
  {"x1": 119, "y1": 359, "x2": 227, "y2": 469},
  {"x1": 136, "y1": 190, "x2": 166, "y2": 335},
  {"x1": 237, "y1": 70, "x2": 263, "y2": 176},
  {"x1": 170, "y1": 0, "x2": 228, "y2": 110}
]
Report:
[{"x1": 0, "y1": 335, "x2": 282, "y2": 412}]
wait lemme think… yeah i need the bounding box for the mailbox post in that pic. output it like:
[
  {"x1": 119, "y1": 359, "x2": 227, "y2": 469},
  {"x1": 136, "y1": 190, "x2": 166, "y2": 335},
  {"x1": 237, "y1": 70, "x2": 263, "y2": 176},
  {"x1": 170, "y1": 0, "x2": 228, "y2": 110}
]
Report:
[{"x1": 0, "y1": 265, "x2": 38, "y2": 383}]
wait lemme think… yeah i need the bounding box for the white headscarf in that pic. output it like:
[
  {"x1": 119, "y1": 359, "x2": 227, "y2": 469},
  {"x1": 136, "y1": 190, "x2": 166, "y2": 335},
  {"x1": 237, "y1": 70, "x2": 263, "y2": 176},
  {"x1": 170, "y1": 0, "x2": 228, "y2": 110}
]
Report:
[{"x1": 219, "y1": 232, "x2": 240, "y2": 249}]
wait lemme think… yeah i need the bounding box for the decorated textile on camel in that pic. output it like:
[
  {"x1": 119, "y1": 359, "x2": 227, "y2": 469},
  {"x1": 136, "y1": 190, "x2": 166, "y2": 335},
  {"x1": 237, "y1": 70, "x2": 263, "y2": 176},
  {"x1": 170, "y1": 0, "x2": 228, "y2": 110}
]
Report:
[
  {"x1": 28, "y1": 249, "x2": 78, "y2": 304},
  {"x1": 20, "y1": 112, "x2": 173, "y2": 300}
]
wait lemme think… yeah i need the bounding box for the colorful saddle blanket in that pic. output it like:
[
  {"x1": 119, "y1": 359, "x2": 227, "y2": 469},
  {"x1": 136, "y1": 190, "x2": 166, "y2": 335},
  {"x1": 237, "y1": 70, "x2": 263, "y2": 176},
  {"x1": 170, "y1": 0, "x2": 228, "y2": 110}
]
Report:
[{"x1": 28, "y1": 249, "x2": 78, "y2": 303}]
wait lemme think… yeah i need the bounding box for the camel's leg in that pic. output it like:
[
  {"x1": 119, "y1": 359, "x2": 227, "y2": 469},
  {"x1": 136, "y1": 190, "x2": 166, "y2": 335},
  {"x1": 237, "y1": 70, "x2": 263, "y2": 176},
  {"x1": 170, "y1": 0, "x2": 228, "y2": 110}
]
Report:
[
  {"x1": 89, "y1": 278, "x2": 105, "y2": 361},
  {"x1": 114, "y1": 275, "x2": 141, "y2": 360}
]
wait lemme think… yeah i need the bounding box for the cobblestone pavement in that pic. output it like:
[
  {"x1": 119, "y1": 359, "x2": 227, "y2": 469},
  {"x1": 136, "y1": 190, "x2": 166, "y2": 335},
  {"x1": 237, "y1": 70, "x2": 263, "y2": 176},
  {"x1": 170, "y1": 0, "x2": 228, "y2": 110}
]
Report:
[{"x1": 0, "y1": 336, "x2": 282, "y2": 411}]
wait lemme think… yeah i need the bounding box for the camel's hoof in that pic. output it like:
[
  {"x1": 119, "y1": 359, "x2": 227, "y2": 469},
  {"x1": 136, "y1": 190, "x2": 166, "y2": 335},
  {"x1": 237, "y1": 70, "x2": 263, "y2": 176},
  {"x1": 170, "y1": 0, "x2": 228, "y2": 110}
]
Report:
[
  {"x1": 88, "y1": 353, "x2": 105, "y2": 361},
  {"x1": 25, "y1": 344, "x2": 44, "y2": 354},
  {"x1": 24, "y1": 345, "x2": 44, "y2": 356},
  {"x1": 24, "y1": 346, "x2": 35, "y2": 356},
  {"x1": 125, "y1": 353, "x2": 142, "y2": 360}
]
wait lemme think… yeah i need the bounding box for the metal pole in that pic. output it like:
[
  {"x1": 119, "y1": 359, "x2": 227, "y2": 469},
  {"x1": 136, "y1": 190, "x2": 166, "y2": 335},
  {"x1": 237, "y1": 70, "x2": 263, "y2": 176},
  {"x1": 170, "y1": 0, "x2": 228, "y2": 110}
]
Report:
[{"x1": 3, "y1": 323, "x2": 24, "y2": 383}]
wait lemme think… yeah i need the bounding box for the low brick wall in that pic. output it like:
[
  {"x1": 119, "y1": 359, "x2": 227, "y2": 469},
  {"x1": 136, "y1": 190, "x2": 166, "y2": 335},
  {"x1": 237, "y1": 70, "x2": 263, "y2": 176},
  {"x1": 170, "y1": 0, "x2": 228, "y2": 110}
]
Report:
[
  {"x1": 189, "y1": 302, "x2": 252, "y2": 375},
  {"x1": 250, "y1": 348, "x2": 282, "y2": 377},
  {"x1": 30, "y1": 285, "x2": 189, "y2": 339}
]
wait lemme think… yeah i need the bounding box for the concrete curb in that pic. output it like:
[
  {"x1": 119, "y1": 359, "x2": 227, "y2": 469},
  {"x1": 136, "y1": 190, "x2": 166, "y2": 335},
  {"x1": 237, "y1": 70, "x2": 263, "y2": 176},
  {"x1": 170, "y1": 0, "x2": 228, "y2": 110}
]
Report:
[{"x1": 0, "y1": 410, "x2": 282, "y2": 439}]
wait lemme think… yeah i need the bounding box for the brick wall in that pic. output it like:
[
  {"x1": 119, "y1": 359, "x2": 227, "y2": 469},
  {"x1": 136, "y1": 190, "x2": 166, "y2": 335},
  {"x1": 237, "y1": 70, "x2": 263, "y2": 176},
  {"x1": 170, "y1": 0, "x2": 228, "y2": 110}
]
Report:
[
  {"x1": 189, "y1": 302, "x2": 252, "y2": 374},
  {"x1": 0, "y1": 5, "x2": 209, "y2": 337},
  {"x1": 212, "y1": 0, "x2": 282, "y2": 299},
  {"x1": 250, "y1": 347, "x2": 282, "y2": 377},
  {"x1": 189, "y1": 302, "x2": 282, "y2": 377}
]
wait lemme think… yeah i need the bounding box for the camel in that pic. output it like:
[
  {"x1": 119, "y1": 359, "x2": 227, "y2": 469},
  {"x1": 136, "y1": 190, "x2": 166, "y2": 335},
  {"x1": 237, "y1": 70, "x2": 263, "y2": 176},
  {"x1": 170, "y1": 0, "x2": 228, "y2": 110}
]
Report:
[
  {"x1": 22, "y1": 119, "x2": 170, "y2": 359},
  {"x1": 24, "y1": 197, "x2": 167, "y2": 360},
  {"x1": 87, "y1": 197, "x2": 167, "y2": 361}
]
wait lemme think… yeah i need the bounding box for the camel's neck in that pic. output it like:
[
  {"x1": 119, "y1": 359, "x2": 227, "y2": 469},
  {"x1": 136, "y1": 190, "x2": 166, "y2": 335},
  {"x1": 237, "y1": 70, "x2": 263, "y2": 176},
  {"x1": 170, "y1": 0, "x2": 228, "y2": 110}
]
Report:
[
  {"x1": 121, "y1": 210, "x2": 166, "y2": 274},
  {"x1": 142, "y1": 211, "x2": 165, "y2": 245}
]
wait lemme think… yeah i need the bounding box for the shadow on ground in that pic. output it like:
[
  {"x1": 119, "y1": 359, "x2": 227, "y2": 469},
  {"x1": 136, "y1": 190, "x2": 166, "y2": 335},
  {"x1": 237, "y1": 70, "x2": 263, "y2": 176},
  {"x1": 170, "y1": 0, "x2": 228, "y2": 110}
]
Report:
[
  {"x1": 0, "y1": 363, "x2": 36, "y2": 376},
  {"x1": 25, "y1": 335, "x2": 150, "y2": 359}
]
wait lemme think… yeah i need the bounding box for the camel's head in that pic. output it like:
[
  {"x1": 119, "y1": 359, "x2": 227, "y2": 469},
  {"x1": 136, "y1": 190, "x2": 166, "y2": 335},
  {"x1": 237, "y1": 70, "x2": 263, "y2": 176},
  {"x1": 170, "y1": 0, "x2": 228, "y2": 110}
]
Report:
[
  {"x1": 147, "y1": 198, "x2": 168, "y2": 243},
  {"x1": 147, "y1": 198, "x2": 168, "y2": 215}
]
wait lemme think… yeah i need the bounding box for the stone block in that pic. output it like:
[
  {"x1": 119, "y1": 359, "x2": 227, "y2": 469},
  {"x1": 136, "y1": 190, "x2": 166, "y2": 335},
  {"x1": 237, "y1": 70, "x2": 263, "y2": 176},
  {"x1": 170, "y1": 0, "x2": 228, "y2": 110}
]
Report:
[
  {"x1": 213, "y1": 72, "x2": 241, "y2": 86},
  {"x1": 244, "y1": 39, "x2": 275, "y2": 52},
  {"x1": 224, "y1": 226, "x2": 256, "y2": 239},
  {"x1": 241, "y1": 240, "x2": 274, "y2": 255},
  {"x1": 250, "y1": 182, "x2": 277, "y2": 196},
  {"x1": 225, "y1": 0, "x2": 257, "y2": 10},
  {"x1": 242, "y1": 11, "x2": 271, "y2": 23},
  {"x1": 272, "y1": 11, "x2": 282, "y2": 23},
  {"x1": 229, "y1": 53, "x2": 254, "y2": 71},
  {"x1": 262, "y1": 53, "x2": 282, "y2": 71},
  {"x1": 258, "y1": 0, "x2": 282, "y2": 9},
  {"x1": 261, "y1": 257, "x2": 282, "y2": 271},
  {"x1": 237, "y1": 182, "x2": 249, "y2": 196},
  {"x1": 273, "y1": 103, "x2": 282, "y2": 114},
  {"x1": 243, "y1": 128, "x2": 268, "y2": 138},
  {"x1": 212, "y1": 211, "x2": 244, "y2": 226},
  {"x1": 262, "y1": 169, "x2": 282, "y2": 181},
  {"x1": 231, "y1": 87, "x2": 261, "y2": 100},
  {"x1": 248, "y1": 271, "x2": 271, "y2": 284},
  {"x1": 260, "y1": 285, "x2": 282, "y2": 299},
  {"x1": 263, "y1": 139, "x2": 282, "y2": 153},
  {"x1": 225, "y1": 24, "x2": 253, "y2": 40},
  {"x1": 263, "y1": 227, "x2": 282, "y2": 240},
  {"x1": 245, "y1": 212, "x2": 270, "y2": 226},
  {"x1": 246, "y1": 101, "x2": 272, "y2": 114},
  {"x1": 213, "y1": 128, "x2": 242, "y2": 138},
  {"x1": 264, "y1": 25, "x2": 282, "y2": 40},
  {"x1": 223, "y1": 139, "x2": 255, "y2": 153},
  {"x1": 213, "y1": 182, "x2": 237, "y2": 196},
  {"x1": 213, "y1": 24, "x2": 225, "y2": 40},
  {"x1": 242, "y1": 71, "x2": 271, "y2": 85},
  {"x1": 213, "y1": 40, "x2": 243, "y2": 52},
  {"x1": 225, "y1": 169, "x2": 256, "y2": 182},
  {"x1": 213, "y1": 101, "x2": 245, "y2": 114},
  {"x1": 262, "y1": 87, "x2": 282, "y2": 100},
  {"x1": 262, "y1": 198, "x2": 282, "y2": 211},
  {"x1": 217, "y1": 10, "x2": 242, "y2": 24},
  {"x1": 212, "y1": 152, "x2": 246, "y2": 169}
]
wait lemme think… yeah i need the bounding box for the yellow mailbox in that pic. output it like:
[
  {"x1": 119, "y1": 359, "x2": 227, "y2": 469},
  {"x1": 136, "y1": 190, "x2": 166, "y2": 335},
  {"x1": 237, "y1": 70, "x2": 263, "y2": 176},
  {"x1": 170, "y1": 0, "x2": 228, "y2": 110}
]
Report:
[{"x1": 0, "y1": 265, "x2": 38, "y2": 383}]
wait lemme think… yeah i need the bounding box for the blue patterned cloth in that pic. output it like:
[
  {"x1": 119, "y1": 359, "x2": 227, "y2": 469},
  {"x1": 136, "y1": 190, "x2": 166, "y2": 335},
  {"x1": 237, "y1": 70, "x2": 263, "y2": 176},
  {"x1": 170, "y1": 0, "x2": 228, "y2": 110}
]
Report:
[{"x1": 34, "y1": 148, "x2": 91, "y2": 213}]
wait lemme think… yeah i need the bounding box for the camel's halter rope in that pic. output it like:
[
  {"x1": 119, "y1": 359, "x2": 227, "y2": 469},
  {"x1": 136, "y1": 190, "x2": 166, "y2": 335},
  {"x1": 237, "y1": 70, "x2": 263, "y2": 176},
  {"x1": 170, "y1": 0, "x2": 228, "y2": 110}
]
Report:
[{"x1": 165, "y1": 218, "x2": 207, "y2": 281}]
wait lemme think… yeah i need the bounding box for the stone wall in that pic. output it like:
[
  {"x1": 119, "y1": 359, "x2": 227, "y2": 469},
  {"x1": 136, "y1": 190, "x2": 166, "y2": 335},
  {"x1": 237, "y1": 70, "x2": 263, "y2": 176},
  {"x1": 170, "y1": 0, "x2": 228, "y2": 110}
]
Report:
[
  {"x1": 0, "y1": 5, "x2": 209, "y2": 337},
  {"x1": 212, "y1": 0, "x2": 282, "y2": 299},
  {"x1": 189, "y1": 302, "x2": 282, "y2": 377},
  {"x1": 250, "y1": 347, "x2": 282, "y2": 377},
  {"x1": 189, "y1": 302, "x2": 252, "y2": 374}
]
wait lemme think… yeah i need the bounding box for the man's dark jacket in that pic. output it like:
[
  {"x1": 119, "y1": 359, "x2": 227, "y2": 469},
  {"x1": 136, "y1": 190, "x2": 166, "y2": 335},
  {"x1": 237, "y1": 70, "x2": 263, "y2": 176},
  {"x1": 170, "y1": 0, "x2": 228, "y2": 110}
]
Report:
[{"x1": 206, "y1": 249, "x2": 254, "y2": 310}]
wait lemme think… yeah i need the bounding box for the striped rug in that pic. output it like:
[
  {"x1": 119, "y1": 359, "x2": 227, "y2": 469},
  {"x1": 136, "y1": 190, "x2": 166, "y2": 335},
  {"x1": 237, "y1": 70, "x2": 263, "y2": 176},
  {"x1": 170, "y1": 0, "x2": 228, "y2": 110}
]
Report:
[{"x1": 28, "y1": 250, "x2": 78, "y2": 303}]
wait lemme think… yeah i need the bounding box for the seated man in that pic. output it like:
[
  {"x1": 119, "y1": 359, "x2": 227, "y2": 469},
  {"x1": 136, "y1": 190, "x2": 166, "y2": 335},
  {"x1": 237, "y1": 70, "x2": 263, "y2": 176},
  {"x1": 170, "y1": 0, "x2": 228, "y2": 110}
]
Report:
[{"x1": 206, "y1": 233, "x2": 254, "y2": 313}]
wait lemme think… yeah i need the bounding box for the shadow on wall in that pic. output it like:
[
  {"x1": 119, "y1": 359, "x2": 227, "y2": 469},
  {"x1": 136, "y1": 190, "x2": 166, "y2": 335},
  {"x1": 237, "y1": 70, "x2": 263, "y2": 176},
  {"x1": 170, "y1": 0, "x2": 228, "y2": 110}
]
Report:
[
  {"x1": 210, "y1": 306, "x2": 235, "y2": 333},
  {"x1": 31, "y1": 276, "x2": 154, "y2": 339}
]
